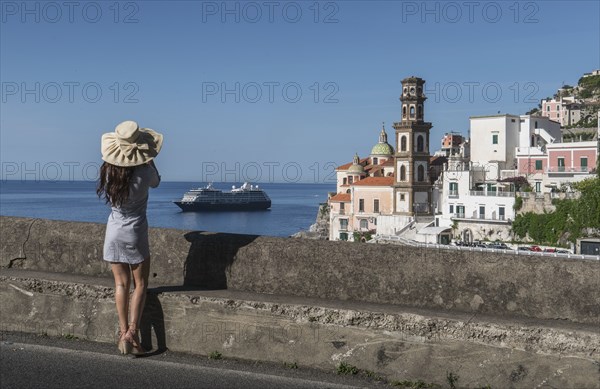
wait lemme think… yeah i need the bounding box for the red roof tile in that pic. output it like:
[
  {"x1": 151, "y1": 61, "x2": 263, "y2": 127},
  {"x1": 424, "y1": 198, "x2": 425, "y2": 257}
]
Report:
[
  {"x1": 336, "y1": 162, "x2": 353, "y2": 170},
  {"x1": 336, "y1": 157, "x2": 369, "y2": 170},
  {"x1": 329, "y1": 193, "x2": 351, "y2": 202}
]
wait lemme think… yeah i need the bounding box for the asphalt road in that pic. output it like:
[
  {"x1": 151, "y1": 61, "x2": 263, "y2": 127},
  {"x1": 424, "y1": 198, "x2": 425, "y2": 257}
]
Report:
[{"x1": 0, "y1": 332, "x2": 384, "y2": 389}]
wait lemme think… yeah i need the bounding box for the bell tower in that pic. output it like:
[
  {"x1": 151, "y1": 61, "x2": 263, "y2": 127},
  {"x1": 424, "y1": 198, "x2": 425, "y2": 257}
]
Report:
[{"x1": 393, "y1": 76, "x2": 433, "y2": 216}]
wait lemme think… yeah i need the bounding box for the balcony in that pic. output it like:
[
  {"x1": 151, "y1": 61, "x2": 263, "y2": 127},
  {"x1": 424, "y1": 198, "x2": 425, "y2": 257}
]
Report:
[
  {"x1": 547, "y1": 166, "x2": 593, "y2": 174},
  {"x1": 469, "y1": 190, "x2": 515, "y2": 197},
  {"x1": 500, "y1": 169, "x2": 518, "y2": 180},
  {"x1": 451, "y1": 212, "x2": 509, "y2": 223},
  {"x1": 448, "y1": 190, "x2": 459, "y2": 198}
]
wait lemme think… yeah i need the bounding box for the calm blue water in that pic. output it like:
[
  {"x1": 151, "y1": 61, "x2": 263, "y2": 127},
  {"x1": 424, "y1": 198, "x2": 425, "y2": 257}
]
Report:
[{"x1": 0, "y1": 181, "x2": 334, "y2": 237}]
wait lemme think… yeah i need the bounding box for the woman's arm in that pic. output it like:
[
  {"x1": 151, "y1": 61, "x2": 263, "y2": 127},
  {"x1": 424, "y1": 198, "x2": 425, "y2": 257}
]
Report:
[{"x1": 147, "y1": 160, "x2": 161, "y2": 188}]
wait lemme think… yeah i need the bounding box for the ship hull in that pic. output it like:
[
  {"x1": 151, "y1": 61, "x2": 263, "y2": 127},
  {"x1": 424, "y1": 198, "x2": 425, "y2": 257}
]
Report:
[{"x1": 173, "y1": 200, "x2": 271, "y2": 212}]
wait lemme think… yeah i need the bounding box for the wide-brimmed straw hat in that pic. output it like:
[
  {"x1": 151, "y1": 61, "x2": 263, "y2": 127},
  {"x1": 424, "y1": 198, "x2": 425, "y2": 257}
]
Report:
[{"x1": 101, "y1": 120, "x2": 163, "y2": 167}]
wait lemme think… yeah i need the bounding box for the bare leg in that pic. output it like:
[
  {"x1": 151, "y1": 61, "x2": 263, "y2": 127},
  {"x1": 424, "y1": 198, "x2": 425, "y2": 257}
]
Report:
[
  {"x1": 111, "y1": 263, "x2": 131, "y2": 336},
  {"x1": 127, "y1": 257, "x2": 150, "y2": 354},
  {"x1": 129, "y1": 256, "x2": 151, "y2": 328}
]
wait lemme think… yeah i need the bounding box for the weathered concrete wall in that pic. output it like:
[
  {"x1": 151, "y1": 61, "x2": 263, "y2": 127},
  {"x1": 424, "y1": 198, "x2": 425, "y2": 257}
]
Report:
[
  {"x1": 1, "y1": 269, "x2": 598, "y2": 389},
  {"x1": 1, "y1": 216, "x2": 599, "y2": 325}
]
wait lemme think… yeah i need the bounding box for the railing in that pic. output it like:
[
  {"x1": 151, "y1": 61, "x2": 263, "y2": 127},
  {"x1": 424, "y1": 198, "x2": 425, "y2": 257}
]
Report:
[
  {"x1": 500, "y1": 169, "x2": 518, "y2": 179},
  {"x1": 547, "y1": 166, "x2": 592, "y2": 173},
  {"x1": 452, "y1": 213, "x2": 509, "y2": 222},
  {"x1": 448, "y1": 190, "x2": 459, "y2": 197},
  {"x1": 405, "y1": 243, "x2": 599, "y2": 260},
  {"x1": 469, "y1": 191, "x2": 515, "y2": 197}
]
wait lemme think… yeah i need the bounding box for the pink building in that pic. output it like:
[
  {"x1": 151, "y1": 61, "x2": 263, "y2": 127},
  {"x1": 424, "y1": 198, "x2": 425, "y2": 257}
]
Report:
[{"x1": 516, "y1": 140, "x2": 597, "y2": 191}]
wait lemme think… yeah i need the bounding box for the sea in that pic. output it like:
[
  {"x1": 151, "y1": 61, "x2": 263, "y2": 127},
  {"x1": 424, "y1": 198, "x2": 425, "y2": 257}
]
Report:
[{"x1": 0, "y1": 181, "x2": 335, "y2": 237}]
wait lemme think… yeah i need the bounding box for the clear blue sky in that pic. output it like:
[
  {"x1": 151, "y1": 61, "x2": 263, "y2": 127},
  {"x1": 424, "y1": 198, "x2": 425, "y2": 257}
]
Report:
[{"x1": 1, "y1": 0, "x2": 599, "y2": 182}]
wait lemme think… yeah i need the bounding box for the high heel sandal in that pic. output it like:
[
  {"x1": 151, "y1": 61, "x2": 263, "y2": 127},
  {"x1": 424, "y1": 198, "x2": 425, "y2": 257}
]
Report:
[
  {"x1": 125, "y1": 323, "x2": 145, "y2": 356},
  {"x1": 117, "y1": 330, "x2": 132, "y2": 355}
]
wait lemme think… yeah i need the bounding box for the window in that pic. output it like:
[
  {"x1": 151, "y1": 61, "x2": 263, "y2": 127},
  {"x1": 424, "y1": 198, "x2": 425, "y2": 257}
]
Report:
[
  {"x1": 417, "y1": 165, "x2": 425, "y2": 182},
  {"x1": 535, "y1": 182, "x2": 541, "y2": 192},
  {"x1": 400, "y1": 194, "x2": 405, "y2": 201},
  {"x1": 547, "y1": 106, "x2": 550, "y2": 112},
  {"x1": 339, "y1": 232, "x2": 348, "y2": 241},
  {"x1": 557, "y1": 157, "x2": 565, "y2": 172},
  {"x1": 535, "y1": 160, "x2": 542, "y2": 170},
  {"x1": 359, "y1": 199, "x2": 364, "y2": 212},
  {"x1": 340, "y1": 202, "x2": 345, "y2": 211},
  {"x1": 581, "y1": 157, "x2": 588, "y2": 172},
  {"x1": 402, "y1": 106, "x2": 406, "y2": 118},
  {"x1": 348, "y1": 176, "x2": 353, "y2": 184},
  {"x1": 339, "y1": 219, "x2": 348, "y2": 230},
  {"x1": 373, "y1": 199, "x2": 380, "y2": 213},
  {"x1": 449, "y1": 205, "x2": 454, "y2": 214},
  {"x1": 479, "y1": 206, "x2": 485, "y2": 219},
  {"x1": 373, "y1": 157, "x2": 378, "y2": 165},
  {"x1": 417, "y1": 105, "x2": 423, "y2": 118},
  {"x1": 492, "y1": 134, "x2": 498, "y2": 144},
  {"x1": 410, "y1": 106, "x2": 415, "y2": 118},
  {"x1": 456, "y1": 205, "x2": 465, "y2": 218},
  {"x1": 499, "y1": 206, "x2": 505, "y2": 220},
  {"x1": 417, "y1": 135, "x2": 424, "y2": 152},
  {"x1": 400, "y1": 136, "x2": 407, "y2": 151},
  {"x1": 360, "y1": 219, "x2": 368, "y2": 229},
  {"x1": 535, "y1": 121, "x2": 538, "y2": 128},
  {"x1": 342, "y1": 177, "x2": 347, "y2": 185},
  {"x1": 400, "y1": 165, "x2": 406, "y2": 181},
  {"x1": 449, "y1": 182, "x2": 458, "y2": 197}
]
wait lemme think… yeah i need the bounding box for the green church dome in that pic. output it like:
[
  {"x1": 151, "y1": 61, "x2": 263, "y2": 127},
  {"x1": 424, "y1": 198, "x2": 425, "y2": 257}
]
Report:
[
  {"x1": 370, "y1": 124, "x2": 394, "y2": 156},
  {"x1": 371, "y1": 142, "x2": 394, "y2": 156}
]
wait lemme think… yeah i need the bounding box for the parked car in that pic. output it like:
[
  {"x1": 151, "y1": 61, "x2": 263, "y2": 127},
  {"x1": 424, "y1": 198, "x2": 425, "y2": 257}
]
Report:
[
  {"x1": 518, "y1": 246, "x2": 532, "y2": 251},
  {"x1": 543, "y1": 248, "x2": 557, "y2": 253},
  {"x1": 529, "y1": 245, "x2": 543, "y2": 252},
  {"x1": 556, "y1": 250, "x2": 571, "y2": 254},
  {"x1": 491, "y1": 243, "x2": 509, "y2": 250}
]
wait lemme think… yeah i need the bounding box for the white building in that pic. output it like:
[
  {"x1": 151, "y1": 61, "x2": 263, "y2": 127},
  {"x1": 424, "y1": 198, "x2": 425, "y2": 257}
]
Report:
[
  {"x1": 470, "y1": 114, "x2": 561, "y2": 180},
  {"x1": 434, "y1": 114, "x2": 560, "y2": 243},
  {"x1": 436, "y1": 154, "x2": 515, "y2": 243}
]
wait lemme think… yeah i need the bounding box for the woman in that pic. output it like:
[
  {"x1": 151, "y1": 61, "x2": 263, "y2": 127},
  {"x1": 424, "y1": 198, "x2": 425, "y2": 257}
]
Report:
[{"x1": 97, "y1": 120, "x2": 163, "y2": 355}]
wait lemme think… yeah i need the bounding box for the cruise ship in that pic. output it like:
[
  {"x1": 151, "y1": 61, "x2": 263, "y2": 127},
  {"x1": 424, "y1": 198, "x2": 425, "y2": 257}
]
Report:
[{"x1": 173, "y1": 182, "x2": 271, "y2": 212}]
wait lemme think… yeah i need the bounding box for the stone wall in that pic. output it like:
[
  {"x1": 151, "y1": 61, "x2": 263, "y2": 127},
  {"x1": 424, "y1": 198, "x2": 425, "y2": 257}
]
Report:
[{"x1": 1, "y1": 216, "x2": 599, "y2": 325}]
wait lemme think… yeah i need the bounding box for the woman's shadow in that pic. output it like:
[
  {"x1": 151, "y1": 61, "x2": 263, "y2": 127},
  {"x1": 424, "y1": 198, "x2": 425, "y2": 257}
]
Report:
[{"x1": 138, "y1": 230, "x2": 259, "y2": 356}]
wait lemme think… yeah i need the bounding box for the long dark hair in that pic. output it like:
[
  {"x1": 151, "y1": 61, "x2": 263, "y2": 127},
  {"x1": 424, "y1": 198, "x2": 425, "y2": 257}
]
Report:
[{"x1": 96, "y1": 162, "x2": 135, "y2": 207}]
